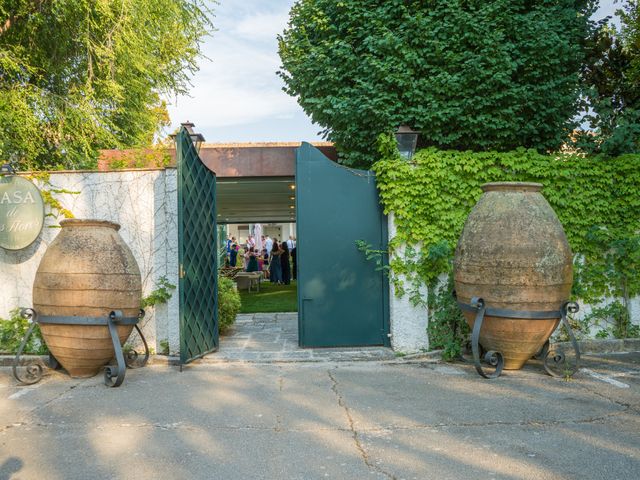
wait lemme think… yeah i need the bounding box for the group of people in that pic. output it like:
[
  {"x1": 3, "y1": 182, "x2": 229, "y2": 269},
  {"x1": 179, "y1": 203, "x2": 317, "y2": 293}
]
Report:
[{"x1": 226, "y1": 234, "x2": 297, "y2": 285}]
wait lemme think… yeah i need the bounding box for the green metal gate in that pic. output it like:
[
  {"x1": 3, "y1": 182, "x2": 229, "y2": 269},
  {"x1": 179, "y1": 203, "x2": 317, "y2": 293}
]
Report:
[
  {"x1": 296, "y1": 142, "x2": 390, "y2": 347},
  {"x1": 177, "y1": 127, "x2": 219, "y2": 364}
]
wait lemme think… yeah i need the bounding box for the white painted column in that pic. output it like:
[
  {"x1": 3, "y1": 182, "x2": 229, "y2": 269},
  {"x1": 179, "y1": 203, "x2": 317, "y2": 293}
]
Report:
[
  {"x1": 162, "y1": 168, "x2": 181, "y2": 355},
  {"x1": 387, "y1": 213, "x2": 430, "y2": 353}
]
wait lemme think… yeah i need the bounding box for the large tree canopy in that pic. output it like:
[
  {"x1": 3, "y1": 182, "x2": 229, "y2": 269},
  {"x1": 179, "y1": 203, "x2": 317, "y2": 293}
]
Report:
[
  {"x1": 0, "y1": 0, "x2": 213, "y2": 170},
  {"x1": 278, "y1": 0, "x2": 596, "y2": 167}
]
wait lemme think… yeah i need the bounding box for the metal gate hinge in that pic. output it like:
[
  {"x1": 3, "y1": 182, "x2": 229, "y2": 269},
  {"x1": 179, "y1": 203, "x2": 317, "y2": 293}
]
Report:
[{"x1": 179, "y1": 264, "x2": 185, "y2": 279}]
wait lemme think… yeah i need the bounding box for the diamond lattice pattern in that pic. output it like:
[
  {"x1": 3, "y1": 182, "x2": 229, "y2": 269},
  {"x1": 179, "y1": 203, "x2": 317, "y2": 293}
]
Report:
[{"x1": 178, "y1": 129, "x2": 218, "y2": 364}]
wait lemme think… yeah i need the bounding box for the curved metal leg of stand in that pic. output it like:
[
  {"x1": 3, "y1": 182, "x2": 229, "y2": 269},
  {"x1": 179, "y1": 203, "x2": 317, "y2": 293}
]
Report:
[
  {"x1": 544, "y1": 302, "x2": 581, "y2": 378},
  {"x1": 49, "y1": 353, "x2": 61, "y2": 370},
  {"x1": 125, "y1": 324, "x2": 150, "y2": 369},
  {"x1": 104, "y1": 311, "x2": 127, "y2": 388},
  {"x1": 534, "y1": 340, "x2": 550, "y2": 360},
  {"x1": 470, "y1": 297, "x2": 504, "y2": 379},
  {"x1": 12, "y1": 315, "x2": 44, "y2": 385},
  {"x1": 124, "y1": 309, "x2": 149, "y2": 369}
]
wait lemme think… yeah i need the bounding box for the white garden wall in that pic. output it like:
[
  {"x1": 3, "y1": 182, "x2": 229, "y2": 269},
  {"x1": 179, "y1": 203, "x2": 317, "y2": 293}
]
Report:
[
  {"x1": 0, "y1": 168, "x2": 180, "y2": 353},
  {"x1": 3, "y1": 169, "x2": 636, "y2": 357}
]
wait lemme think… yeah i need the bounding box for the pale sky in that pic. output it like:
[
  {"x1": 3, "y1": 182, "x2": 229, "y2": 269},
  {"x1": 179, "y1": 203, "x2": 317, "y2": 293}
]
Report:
[{"x1": 165, "y1": 0, "x2": 620, "y2": 143}]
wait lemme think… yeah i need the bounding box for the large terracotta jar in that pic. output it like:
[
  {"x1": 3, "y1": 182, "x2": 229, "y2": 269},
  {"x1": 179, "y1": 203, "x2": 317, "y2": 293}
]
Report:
[
  {"x1": 453, "y1": 182, "x2": 573, "y2": 369},
  {"x1": 33, "y1": 219, "x2": 142, "y2": 377}
]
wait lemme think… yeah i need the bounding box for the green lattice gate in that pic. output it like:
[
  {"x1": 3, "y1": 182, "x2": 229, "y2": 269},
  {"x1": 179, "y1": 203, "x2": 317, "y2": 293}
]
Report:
[{"x1": 177, "y1": 127, "x2": 219, "y2": 365}]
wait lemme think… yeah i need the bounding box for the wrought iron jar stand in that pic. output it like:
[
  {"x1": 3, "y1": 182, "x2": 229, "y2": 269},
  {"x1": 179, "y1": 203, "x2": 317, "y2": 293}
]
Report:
[
  {"x1": 13, "y1": 308, "x2": 149, "y2": 387},
  {"x1": 457, "y1": 297, "x2": 581, "y2": 379}
]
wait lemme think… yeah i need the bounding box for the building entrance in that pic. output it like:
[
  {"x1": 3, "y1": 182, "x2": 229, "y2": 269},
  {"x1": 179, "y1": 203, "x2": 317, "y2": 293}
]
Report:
[{"x1": 178, "y1": 139, "x2": 390, "y2": 365}]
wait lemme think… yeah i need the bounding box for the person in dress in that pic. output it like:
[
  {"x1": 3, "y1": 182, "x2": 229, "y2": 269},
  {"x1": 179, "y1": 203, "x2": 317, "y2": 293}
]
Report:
[
  {"x1": 229, "y1": 237, "x2": 238, "y2": 267},
  {"x1": 269, "y1": 241, "x2": 282, "y2": 284},
  {"x1": 246, "y1": 247, "x2": 258, "y2": 272},
  {"x1": 281, "y1": 241, "x2": 291, "y2": 285},
  {"x1": 226, "y1": 235, "x2": 232, "y2": 260},
  {"x1": 262, "y1": 248, "x2": 269, "y2": 279},
  {"x1": 291, "y1": 243, "x2": 297, "y2": 280},
  {"x1": 242, "y1": 243, "x2": 249, "y2": 270}
]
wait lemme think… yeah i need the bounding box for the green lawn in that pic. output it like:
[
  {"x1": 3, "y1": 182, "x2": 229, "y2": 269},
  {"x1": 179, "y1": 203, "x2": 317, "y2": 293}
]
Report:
[{"x1": 239, "y1": 280, "x2": 298, "y2": 313}]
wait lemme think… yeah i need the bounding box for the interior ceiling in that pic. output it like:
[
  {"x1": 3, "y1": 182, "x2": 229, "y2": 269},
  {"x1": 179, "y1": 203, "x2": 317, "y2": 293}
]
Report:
[{"x1": 216, "y1": 177, "x2": 296, "y2": 224}]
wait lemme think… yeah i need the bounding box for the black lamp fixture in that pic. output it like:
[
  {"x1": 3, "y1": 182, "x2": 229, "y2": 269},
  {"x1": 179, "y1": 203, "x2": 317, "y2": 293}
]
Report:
[
  {"x1": 180, "y1": 121, "x2": 206, "y2": 153},
  {"x1": 395, "y1": 125, "x2": 419, "y2": 160},
  {"x1": 1, "y1": 154, "x2": 18, "y2": 175},
  {"x1": 0, "y1": 163, "x2": 15, "y2": 175}
]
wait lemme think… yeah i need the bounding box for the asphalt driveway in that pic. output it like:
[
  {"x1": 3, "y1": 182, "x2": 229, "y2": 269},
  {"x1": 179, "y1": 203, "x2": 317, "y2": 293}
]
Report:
[{"x1": 1, "y1": 353, "x2": 639, "y2": 480}]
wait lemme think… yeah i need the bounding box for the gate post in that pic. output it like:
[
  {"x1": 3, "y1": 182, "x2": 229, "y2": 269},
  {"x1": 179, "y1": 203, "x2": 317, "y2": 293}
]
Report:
[{"x1": 388, "y1": 213, "x2": 430, "y2": 353}]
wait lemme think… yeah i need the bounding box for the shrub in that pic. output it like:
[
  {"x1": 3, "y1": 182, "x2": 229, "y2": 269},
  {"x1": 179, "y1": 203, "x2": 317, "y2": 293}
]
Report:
[
  {"x1": 0, "y1": 308, "x2": 48, "y2": 355},
  {"x1": 218, "y1": 276, "x2": 241, "y2": 334}
]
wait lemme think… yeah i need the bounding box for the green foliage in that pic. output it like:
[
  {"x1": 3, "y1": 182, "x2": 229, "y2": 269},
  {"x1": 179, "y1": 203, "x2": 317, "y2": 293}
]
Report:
[
  {"x1": 581, "y1": 302, "x2": 640, "y2": 339},
  {"x1": 159, "y1": 339, "x2": 170, "y2": 355},
  {"x1": 580, "y1": 1, "x2": 640, "y2": 156},
  {"x1": 279, "y1": 0, "x2": 596, "y2": 168},
  {"x1": 0, "y1": 0, "x2": 213, "y2": 170},
  {"x1": 25, "y1": 172, "x2": 79, "y2": 221},
  {"x1": 218, "y1": 276, "x2": 241, "y2": 333},
  {"x1": 106, "y1": 148, "x2": 172, "y2": 170},
  {"x1": 373, "y1": 135, "x2": 640, "y2": 350},
  {"x1": 141, "y1": 276, "x2": 176, "y2": 309},
  {"x1": 0, "y1": 308, "x2": 48, "y2": 354},
  {"x1": 355, "y1": 240, "x2": 389, "y2": 274},
  {"x1": 427, "y1": 273, "x2": 469, "y2": 361},
  {"x1": 574, "y1": 227, "x2": 640, "y2": 306},
  {"x1": 620, "y1": 1, "x2": 640, "y2": 84}
]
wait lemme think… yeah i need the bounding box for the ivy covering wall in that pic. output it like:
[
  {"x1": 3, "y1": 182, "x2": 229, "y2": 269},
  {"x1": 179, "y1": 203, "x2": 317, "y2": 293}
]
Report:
[{"x1": 373, "y1": 134, "x2": 640, "y2": 353}]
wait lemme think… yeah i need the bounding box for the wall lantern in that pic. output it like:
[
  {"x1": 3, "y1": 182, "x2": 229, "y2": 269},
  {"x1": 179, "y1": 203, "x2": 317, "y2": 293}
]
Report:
[
  {"x1": 0, "y1": 162, "x2": 16, "y2": 175},
  {"x1": 395, "y1": 125, "x2": 419, "y2": 160},
  {"x1": 179, "y1": 121, "x2": 206, "y2": 153}
]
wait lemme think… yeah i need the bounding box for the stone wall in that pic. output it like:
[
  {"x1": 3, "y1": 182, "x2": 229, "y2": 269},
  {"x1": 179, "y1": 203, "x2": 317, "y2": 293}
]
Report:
[{"x1": 0, "y1": 168, "x2": 179, "y2": 353}]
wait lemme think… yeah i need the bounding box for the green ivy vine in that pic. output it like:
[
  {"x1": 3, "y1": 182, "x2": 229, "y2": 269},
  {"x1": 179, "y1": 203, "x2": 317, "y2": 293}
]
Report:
[
  {"x1": 26, "y1": 172, "x2": 79, "y2": 222},
  {"x1": 141, "y1": 276, "x2": 176, "y2": 309},
  {"x1": 373, "y1": 133, "x2": 640, "y2": 356}
]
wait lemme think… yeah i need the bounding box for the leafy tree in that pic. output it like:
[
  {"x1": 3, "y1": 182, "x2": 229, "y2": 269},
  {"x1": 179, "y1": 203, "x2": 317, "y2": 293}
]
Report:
[
  {"x1": 579, "y1": 0, "x2": 640, "y2": 156},
  {"x1": 278, "y1": 0, "x2": 596, "y2": 168},
  {"x1": 619, "y1": 0, "x2": 640, "y2": 83},
  {"x1": 0, "y1": 0, "x2": 213, "y2": 170}
]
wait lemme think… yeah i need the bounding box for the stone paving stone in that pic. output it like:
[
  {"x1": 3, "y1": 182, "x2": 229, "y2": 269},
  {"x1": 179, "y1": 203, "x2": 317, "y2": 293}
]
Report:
[
  {"x1": 253, "y1": 314, "x2": 278, "y2": 322},
  {"x1": 209, "y1": 312, "x2": 395, "y2": 363}
]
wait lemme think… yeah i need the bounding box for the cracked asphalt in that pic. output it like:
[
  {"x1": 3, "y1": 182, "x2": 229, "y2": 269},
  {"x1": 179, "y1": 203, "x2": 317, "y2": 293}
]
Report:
[{"x1": 1, "y1": 353, "x2": 639, "y2": 480}]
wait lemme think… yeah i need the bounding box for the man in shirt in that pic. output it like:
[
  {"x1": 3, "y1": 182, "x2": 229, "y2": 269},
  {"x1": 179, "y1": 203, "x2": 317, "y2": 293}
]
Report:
[{"x1": 265, "y1": 235, "x2": 273, "y2": 257}]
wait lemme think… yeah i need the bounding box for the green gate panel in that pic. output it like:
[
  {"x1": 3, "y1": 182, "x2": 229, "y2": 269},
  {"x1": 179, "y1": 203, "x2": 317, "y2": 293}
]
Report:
[
  {"x1": 296, "y1": 143, "x2": 390, "y2": 347},
  {"x1": 177, "y1": 128, "x2": 219, "y2": 364}
]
